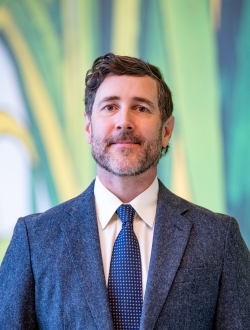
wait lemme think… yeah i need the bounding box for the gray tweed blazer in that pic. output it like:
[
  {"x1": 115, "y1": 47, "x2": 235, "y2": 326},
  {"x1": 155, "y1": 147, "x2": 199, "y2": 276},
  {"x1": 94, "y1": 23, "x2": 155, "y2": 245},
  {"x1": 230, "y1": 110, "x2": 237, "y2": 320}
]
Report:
[{"x1": 0, "y1": 180, "x2": 249, "y2": 329}]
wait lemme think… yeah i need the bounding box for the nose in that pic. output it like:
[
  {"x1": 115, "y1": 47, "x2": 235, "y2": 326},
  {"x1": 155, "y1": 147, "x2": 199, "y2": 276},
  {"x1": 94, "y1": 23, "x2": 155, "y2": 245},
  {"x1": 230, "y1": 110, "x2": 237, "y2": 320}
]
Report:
[{"x1": 115, "y1": 108, "x2": 134, "y2": 130}]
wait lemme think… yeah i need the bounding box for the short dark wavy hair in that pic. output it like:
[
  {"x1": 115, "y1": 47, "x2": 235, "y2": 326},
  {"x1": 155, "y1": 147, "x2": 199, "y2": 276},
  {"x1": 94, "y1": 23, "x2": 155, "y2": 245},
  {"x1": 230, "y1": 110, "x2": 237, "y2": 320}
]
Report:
[{"x1": 85, "y1": 53, "x2": 173, "y2": 156}]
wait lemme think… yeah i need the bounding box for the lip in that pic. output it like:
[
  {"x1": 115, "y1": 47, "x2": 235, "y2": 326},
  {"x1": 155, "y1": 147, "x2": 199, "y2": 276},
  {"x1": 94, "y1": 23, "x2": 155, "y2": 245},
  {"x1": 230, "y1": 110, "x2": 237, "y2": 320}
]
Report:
[{"x1": 112, "y1": 141, "x2": 139, "y2": 145}]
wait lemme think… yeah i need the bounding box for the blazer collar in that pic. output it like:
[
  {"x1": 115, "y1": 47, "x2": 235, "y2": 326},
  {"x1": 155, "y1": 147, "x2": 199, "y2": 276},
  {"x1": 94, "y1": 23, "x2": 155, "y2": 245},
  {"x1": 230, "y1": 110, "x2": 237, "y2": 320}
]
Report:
[
  {"x1": 59, "y1": 180, "x2": 114, "y2": 330},
  {"x1": 140, "y1": 180, "x2": 192, "y2": 330}
]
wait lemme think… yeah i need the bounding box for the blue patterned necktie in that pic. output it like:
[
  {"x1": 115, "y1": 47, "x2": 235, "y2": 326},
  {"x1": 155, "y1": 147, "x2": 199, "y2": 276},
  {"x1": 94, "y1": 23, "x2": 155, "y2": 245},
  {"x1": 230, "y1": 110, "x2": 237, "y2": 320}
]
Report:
[{"x1": 108, "y1": 204, "x2": 143, "y2": 330}]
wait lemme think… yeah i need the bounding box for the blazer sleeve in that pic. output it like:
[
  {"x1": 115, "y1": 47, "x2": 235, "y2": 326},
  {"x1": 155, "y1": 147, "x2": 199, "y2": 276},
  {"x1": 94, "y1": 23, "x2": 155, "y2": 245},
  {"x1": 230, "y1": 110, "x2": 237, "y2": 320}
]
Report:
[
  {"x1": 214, "y1": 217, "x2": 250, "y2": 329},
  {"x1": 0, "y1": 218, "x2": 38, "y2": 329}
]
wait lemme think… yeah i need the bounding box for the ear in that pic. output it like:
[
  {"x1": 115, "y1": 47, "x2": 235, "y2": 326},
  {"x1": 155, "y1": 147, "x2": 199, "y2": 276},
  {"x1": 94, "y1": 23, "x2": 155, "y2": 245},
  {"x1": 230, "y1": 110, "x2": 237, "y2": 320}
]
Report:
[
  {"x1": 162, "y1": 115, "x2": 174, "y2": 147},
  {"x1": 84, "y1": 113, "x2": 92, "y2": 144}
]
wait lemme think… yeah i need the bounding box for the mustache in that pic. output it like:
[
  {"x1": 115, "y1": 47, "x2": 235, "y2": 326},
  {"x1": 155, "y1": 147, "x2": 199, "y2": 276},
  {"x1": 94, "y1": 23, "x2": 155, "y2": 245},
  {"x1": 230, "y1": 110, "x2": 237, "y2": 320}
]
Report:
[{"x1": 105, "y1": 131, "x2": 144, "y2": 146}]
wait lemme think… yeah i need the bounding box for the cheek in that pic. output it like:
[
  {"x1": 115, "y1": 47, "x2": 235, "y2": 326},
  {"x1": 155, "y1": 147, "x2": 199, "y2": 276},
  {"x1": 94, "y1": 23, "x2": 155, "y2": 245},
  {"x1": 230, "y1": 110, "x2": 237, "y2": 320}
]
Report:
[{"x1": 91, "y1": 120, "x2": 111, "y2": 140}]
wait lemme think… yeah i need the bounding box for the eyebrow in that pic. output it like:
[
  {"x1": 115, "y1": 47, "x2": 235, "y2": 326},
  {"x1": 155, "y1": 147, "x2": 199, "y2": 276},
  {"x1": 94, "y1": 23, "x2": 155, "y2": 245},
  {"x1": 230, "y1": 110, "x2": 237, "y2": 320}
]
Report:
[
  {"x1": 97, "y1": 96, "x2": 155, "y2": 108},
  {"x1": 97, "y1": 96, "x2": 120, "y2": 107},
  {"x1": 132, "y1": 97, "x2": 155, "y2": 108}
]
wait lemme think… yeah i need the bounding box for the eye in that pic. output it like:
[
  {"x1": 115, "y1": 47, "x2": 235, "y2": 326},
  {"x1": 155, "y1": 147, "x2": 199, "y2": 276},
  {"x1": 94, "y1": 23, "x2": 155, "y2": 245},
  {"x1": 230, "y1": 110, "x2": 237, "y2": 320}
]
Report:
[
  {"x1": 136, "y1": 106, "x2": 149, "y2": 113},
  {"x1": 104, "y1": 105, "x2": 115, "y2": 111}
]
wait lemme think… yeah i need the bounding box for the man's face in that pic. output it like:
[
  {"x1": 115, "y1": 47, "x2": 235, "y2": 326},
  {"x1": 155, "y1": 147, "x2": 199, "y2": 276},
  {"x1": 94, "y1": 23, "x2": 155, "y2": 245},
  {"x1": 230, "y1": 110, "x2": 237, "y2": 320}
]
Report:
[{"x1": 85, "y1": 75, "x2": 174, "y2": 176}]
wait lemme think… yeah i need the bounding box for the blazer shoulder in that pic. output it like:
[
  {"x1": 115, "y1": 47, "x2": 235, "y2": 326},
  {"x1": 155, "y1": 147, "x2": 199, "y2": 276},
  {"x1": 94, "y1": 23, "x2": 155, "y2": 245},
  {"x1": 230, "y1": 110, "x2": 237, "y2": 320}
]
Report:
[
  {"x1": 20, "y1": 180, "x2": 95, "y2": 228},
  {"x1": 158, "y1": 179, "x2": 233, "y2": 231}
]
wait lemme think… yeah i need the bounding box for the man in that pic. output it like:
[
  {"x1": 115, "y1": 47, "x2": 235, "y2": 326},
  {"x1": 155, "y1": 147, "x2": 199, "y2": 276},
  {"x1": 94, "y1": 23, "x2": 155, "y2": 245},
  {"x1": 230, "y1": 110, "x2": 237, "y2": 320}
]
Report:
[{"x1": 0, "y1": 53, "x2": 249, "y2": 329}]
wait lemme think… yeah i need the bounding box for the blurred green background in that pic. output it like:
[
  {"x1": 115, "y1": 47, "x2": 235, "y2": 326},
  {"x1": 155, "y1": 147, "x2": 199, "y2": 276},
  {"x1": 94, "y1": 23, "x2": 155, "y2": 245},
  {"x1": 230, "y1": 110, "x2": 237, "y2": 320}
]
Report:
[{"x1": 0, "y1": 0, "x2": 249, "y2": 263}]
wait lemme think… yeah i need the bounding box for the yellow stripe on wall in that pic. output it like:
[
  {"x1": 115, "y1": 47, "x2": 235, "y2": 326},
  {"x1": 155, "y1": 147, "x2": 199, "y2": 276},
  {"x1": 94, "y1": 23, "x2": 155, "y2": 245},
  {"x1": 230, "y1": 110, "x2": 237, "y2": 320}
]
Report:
[
  {"x1": 111, "y1": 0, "x2": 141, "y2": 56},
  {"x1": 0, "y1": 8, "x2": 79, "y2": 201},
  {"x1": 171, "y1": 134, "x2": 191, "y2": 202},
  {"x1": 0, "y1": 111, "x2": 38, "y2": 162}
]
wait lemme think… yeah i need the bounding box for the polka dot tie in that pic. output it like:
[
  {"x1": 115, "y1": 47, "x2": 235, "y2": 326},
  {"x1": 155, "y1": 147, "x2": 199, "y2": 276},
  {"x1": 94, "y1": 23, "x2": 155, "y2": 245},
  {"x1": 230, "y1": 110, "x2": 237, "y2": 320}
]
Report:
[{"x1": 108, "y1": 204, "x2": 143, "y2": 330}]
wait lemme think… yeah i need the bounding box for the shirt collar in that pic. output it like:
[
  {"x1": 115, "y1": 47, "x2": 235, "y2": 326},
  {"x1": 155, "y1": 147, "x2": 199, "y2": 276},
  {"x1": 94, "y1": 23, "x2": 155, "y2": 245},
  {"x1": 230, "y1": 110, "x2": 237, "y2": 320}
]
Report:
[{"x1": 94, "y1": 176, "x2": 159, "y2": 229}]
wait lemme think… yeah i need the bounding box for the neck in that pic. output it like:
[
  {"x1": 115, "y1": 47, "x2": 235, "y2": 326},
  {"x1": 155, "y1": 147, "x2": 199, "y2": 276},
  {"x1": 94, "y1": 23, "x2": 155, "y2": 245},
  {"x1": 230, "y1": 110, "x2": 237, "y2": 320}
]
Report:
[{"x1": 97, "y1": 166, "x2": 157, "y2": 203}]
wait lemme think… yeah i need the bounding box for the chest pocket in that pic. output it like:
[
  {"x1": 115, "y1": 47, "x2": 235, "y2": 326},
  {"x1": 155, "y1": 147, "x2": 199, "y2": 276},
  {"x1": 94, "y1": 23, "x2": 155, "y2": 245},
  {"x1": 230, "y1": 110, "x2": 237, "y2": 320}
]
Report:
[{"x1": 173, "y1": 264, "x2": 222, "y2": 283}]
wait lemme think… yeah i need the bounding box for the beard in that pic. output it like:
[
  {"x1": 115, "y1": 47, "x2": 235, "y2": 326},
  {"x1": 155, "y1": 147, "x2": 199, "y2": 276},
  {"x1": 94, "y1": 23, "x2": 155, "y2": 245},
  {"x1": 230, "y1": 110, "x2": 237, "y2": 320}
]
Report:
[{"x1": 90, "y1": 130, "x2": 163, "y2": 176}]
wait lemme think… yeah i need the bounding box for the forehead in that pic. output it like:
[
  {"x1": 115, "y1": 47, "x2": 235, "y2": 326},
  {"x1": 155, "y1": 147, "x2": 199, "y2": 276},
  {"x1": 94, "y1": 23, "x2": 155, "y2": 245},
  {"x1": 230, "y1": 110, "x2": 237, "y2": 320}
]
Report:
[{"x1": 93, "y1": 75, "x2": 159, "y2": 105}]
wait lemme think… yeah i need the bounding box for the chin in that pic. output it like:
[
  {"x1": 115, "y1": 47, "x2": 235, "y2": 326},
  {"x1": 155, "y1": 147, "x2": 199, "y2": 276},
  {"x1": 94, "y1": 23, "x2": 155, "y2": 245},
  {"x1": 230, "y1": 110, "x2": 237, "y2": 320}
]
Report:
[{"x1": 103, "y1": 160, "x2": 154, "y2": 177}]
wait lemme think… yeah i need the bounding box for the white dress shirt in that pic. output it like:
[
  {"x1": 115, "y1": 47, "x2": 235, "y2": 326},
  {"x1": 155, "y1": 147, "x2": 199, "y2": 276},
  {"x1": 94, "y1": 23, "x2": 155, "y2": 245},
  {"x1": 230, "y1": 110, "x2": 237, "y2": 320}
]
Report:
[{"x1": 94, "y1": 176, "x2": 158, "y2": 298}]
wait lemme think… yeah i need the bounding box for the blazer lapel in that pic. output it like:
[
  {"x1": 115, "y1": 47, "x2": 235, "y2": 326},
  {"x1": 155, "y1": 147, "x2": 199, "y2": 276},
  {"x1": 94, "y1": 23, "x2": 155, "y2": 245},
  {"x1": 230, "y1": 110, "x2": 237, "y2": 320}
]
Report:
[
  {"x1": 140, "y1": 181, "x2": 192, "y2": 330},
  {"x1": 59, "y1": 181, "x2": 113, "y2": 330}
]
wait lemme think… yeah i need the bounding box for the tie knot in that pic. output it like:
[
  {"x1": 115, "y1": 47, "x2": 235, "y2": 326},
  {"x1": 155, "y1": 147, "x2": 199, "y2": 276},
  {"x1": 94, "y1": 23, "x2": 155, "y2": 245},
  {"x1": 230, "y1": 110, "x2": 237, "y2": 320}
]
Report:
[{"x1": 116, "y1": 204, "x2": 135, "y2": 225}]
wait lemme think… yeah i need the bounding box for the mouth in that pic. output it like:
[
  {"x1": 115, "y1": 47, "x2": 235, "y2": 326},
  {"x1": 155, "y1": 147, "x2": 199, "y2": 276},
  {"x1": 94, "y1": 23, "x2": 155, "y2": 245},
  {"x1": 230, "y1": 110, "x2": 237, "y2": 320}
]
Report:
[
  {"x1": 105, "y1": 132, "x2": 144, "y2": 148},
  {"x1": 111, "y1": 141, "x2": 139, "y2": 145},
  {"x1": 109, "y1": 141, "x2": 141, "y2": 149}
]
